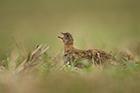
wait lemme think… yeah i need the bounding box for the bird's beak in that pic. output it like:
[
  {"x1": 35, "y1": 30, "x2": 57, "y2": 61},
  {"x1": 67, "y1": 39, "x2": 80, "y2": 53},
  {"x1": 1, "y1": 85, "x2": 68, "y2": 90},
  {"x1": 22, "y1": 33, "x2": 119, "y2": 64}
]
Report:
[{"x1": 57, "y1": 32, "x2": 64, "y2": 40}]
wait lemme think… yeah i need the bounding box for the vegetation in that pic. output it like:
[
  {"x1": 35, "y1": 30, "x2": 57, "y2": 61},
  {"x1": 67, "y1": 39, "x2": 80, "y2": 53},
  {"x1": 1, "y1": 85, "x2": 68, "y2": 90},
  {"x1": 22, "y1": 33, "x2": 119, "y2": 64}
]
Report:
[{"x1": 0, "y1": 0, "x2": 140, "y2": 93}]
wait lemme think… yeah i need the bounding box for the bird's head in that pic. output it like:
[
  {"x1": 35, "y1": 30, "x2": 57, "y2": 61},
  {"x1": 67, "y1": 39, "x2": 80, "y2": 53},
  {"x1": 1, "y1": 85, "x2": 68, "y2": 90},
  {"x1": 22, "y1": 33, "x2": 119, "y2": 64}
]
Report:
[{"x1": 58, "y1": 32, "x2": 74, "y2": 45}]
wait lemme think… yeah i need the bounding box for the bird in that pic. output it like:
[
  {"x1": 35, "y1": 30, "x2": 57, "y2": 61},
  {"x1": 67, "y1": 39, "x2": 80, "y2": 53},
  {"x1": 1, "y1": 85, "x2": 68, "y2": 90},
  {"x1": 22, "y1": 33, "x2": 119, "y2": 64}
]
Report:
[{"x1": 58, "y1": 32, "x2": 112, "y2": 68}]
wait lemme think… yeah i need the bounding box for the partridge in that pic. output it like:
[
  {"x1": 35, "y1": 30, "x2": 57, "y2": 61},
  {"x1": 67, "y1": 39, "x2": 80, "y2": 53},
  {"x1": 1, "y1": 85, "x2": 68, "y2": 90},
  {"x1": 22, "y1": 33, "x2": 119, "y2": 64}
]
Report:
[{"x1": 58, "y1": 32, "x2": 112, "y2": 67}]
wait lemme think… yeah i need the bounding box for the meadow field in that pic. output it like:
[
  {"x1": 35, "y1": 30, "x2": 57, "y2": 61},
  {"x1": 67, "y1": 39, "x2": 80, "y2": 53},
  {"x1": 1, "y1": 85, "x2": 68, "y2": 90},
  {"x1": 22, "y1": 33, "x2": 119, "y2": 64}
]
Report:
[{"x1": 0, "y1": 0, "x2": 140, "y2": 93}]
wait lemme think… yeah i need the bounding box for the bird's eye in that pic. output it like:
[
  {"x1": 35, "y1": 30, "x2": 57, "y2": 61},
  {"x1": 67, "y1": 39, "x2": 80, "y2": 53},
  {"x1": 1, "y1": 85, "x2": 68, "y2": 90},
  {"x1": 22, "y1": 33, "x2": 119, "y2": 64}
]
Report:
[{"x1": 64, "y1": 34, "x2": 69, "y2": 38}]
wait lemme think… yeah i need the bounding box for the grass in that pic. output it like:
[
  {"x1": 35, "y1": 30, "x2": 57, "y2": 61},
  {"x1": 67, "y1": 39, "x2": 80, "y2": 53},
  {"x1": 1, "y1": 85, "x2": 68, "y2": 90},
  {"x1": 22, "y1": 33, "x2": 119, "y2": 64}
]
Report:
[{"x1": 0, "y1": 40, "x2": 140, "y2": 93}]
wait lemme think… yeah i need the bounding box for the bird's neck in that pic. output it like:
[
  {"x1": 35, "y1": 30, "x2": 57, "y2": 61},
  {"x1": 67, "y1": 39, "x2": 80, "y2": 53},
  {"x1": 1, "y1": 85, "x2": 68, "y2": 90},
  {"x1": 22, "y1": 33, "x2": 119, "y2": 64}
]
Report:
[{"x1": 64, "y1": 44, "x2": 74, "y2": 52}]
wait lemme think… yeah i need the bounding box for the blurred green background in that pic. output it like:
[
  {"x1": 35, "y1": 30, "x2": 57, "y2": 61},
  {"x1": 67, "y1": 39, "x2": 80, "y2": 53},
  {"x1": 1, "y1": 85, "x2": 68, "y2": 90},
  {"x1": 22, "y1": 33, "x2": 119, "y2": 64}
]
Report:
[
  {"x1": 0, "y1": 1, "x2": 140, "y2": 93},
  {"x1": 0, "y1": 0, "x2": 140, "y2": 59}
]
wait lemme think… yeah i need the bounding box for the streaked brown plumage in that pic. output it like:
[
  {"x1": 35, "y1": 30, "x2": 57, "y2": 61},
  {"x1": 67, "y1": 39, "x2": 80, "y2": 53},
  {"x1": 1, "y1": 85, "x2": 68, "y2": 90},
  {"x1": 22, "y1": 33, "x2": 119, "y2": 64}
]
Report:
[{"x1": 58, "y1": 32, "x2": 112, "y2": 67}]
